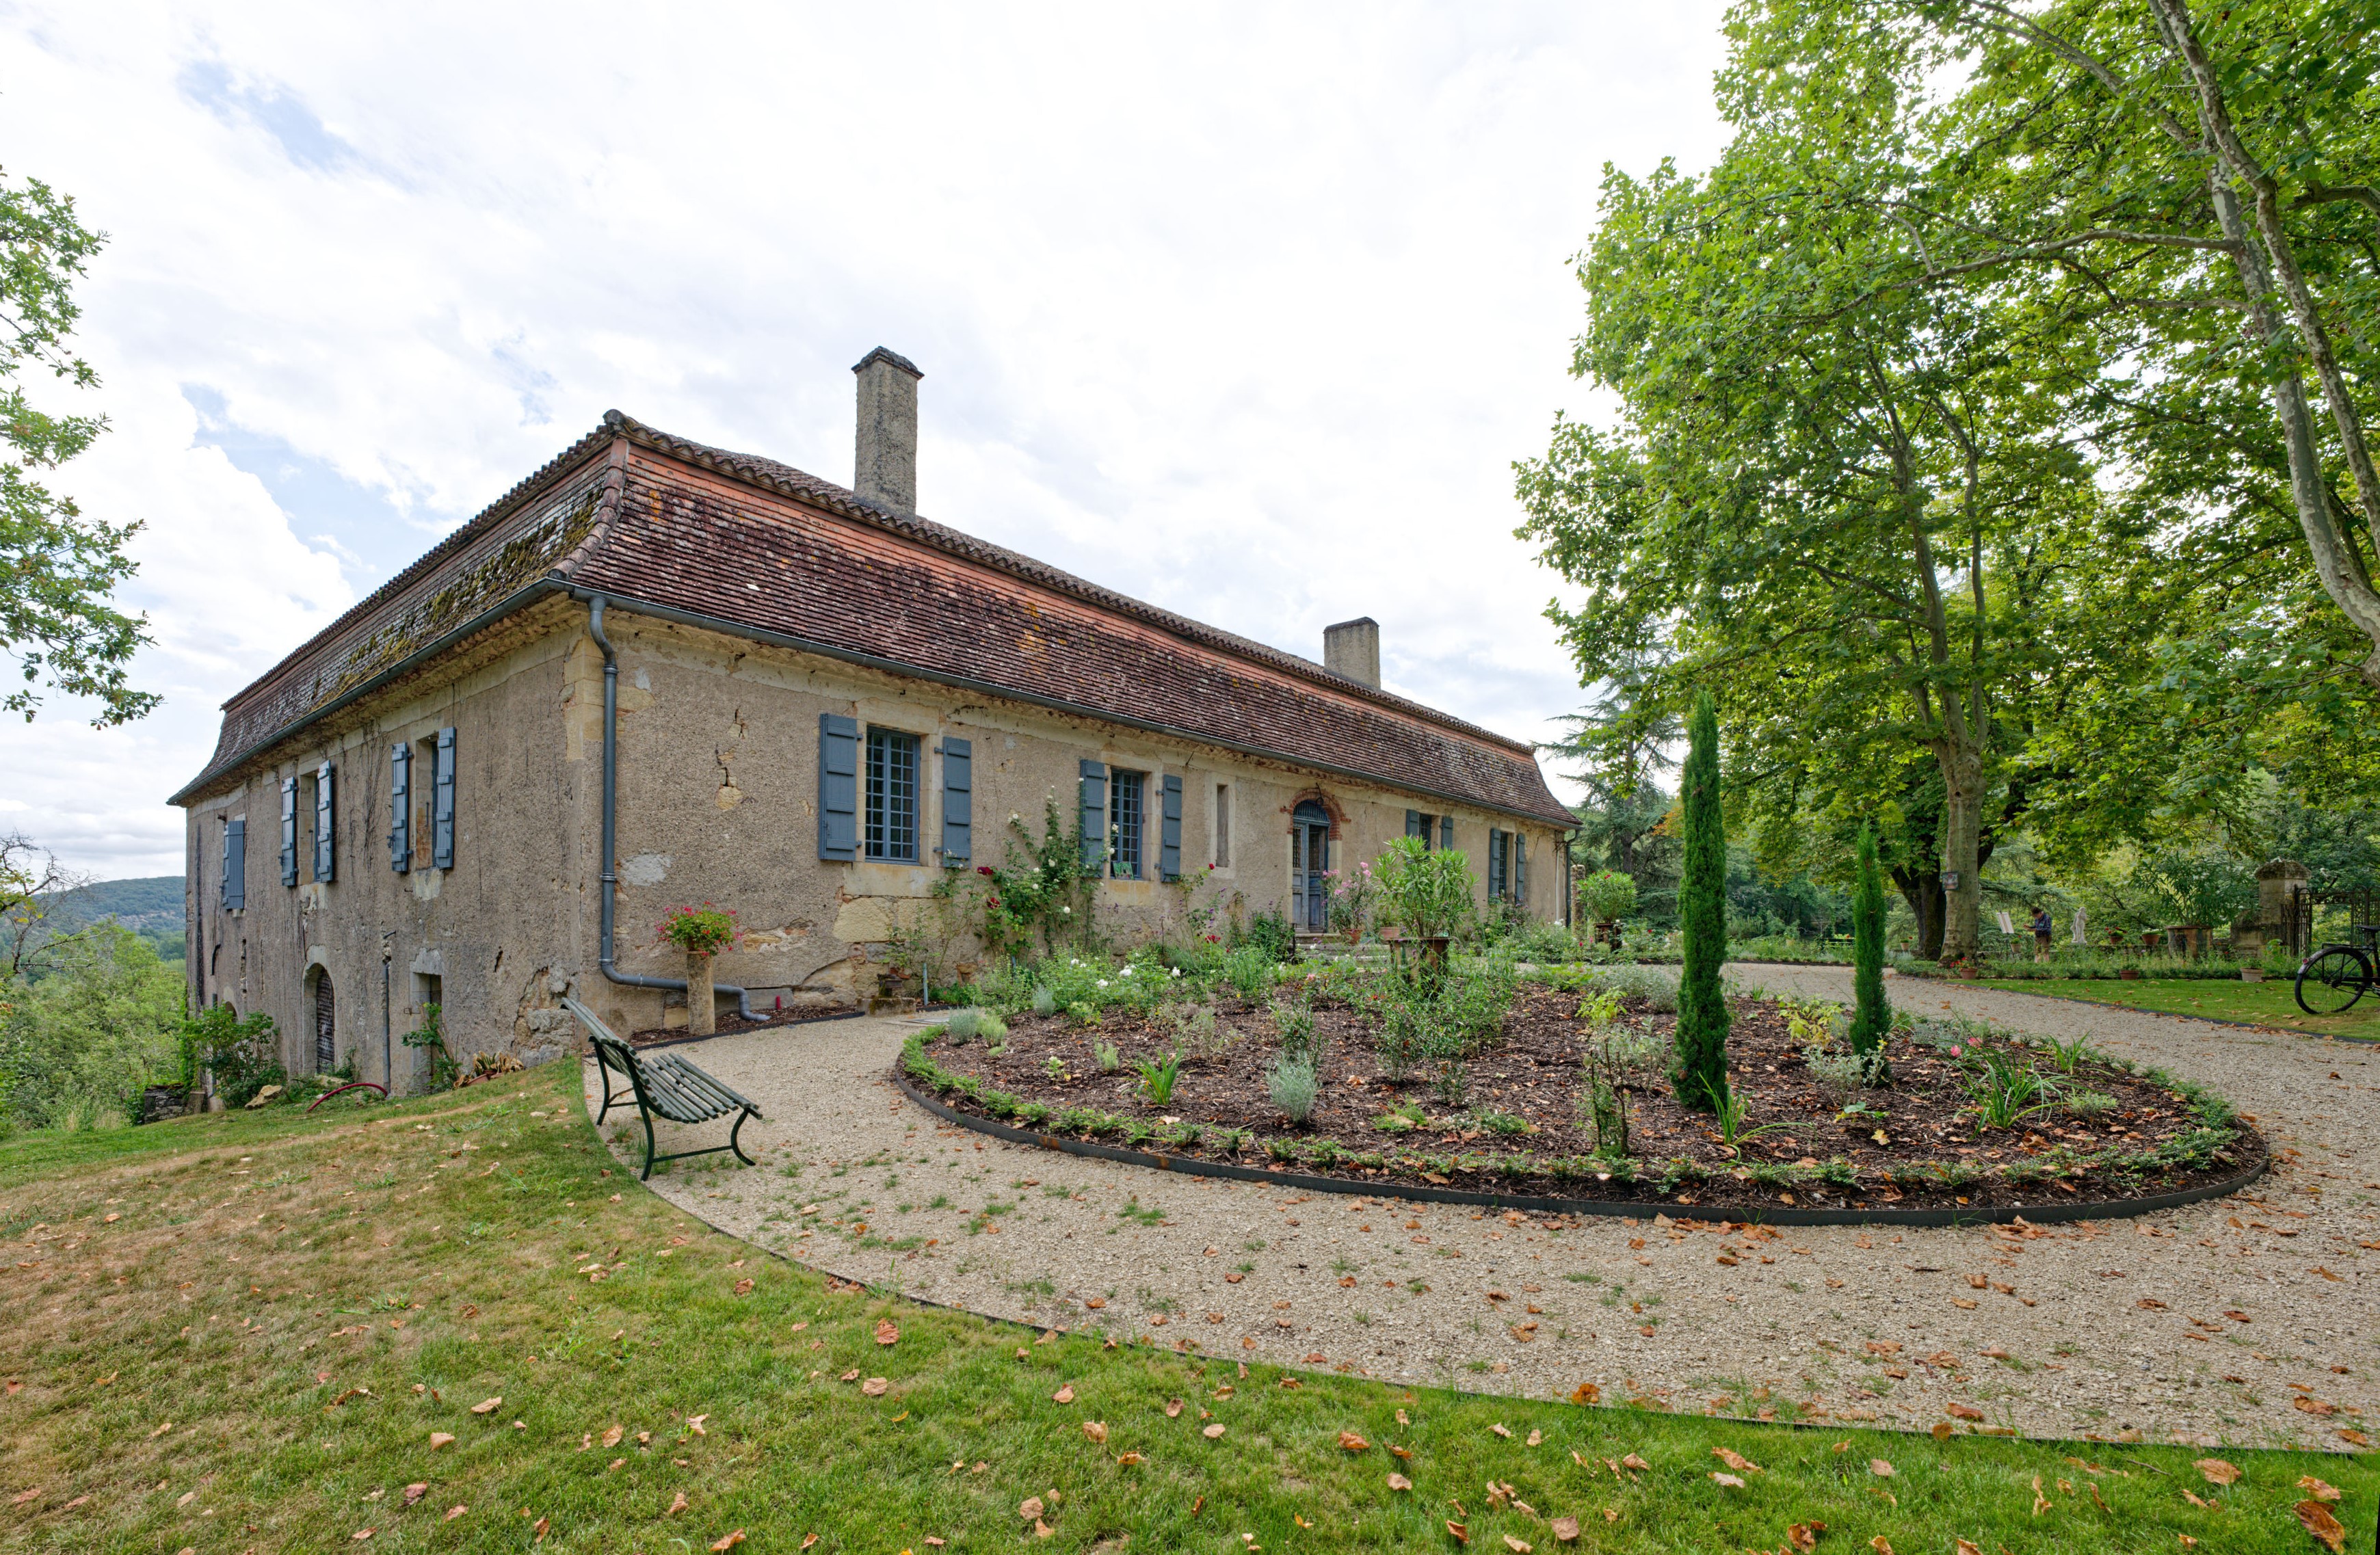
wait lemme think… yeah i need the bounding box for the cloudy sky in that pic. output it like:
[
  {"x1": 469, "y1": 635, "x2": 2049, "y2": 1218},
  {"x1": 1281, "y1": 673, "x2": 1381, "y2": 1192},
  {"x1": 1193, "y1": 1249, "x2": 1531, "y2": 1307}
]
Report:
[{"x1": 0, "y1": 2, "x2": 1732, "y2": 881}]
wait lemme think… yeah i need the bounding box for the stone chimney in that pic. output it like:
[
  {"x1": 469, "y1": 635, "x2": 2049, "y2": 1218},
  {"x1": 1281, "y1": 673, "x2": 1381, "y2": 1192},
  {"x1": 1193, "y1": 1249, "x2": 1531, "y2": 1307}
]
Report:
[
  {"x1": 852, "y1": 347, "x2": 923, "y2": 511},
  {"x1": 1323, "y1": 617, "x2": 1380, "y2": 688}
]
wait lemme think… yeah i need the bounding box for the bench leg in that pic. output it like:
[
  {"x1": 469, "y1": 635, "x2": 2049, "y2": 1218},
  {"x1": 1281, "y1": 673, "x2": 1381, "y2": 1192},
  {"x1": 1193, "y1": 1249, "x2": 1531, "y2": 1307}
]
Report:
[
  {"x1": 729, "y1": 1106, "x2": 756, "y2": 1167},
  {"x1": 641, "y1": 1113, "x2": 659, "y2": 1181}
]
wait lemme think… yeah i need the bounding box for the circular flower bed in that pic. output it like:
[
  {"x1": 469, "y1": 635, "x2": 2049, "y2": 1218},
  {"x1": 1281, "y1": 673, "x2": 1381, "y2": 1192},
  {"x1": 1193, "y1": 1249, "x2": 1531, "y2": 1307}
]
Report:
[{"x1": 899, "y1": 972, "x2": 2261, "y2": 1215}]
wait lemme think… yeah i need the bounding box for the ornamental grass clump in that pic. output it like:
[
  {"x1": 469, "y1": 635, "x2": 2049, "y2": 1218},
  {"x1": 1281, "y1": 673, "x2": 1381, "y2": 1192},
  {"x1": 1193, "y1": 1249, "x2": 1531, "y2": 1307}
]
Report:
[{"x1": 1267, "y1": 1051, "x2": 1319, "y2": 1124}]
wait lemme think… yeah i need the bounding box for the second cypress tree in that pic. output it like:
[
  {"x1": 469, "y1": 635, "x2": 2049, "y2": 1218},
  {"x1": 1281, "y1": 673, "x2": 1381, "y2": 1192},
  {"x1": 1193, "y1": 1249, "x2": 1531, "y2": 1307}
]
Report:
[
  {"x1": 1848, "y1": 823, "x2": 1891, "y2": 1082},
  {"x1": 1670, "y1": 690, "x2": 1729, "y2": 1110}
]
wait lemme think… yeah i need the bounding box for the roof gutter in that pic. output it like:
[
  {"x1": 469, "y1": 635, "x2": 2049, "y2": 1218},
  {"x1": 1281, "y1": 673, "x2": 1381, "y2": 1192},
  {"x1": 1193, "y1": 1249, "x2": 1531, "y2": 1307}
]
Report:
[{"x1": 564, "y1": 589, "x2": 1576, "y2": 830}]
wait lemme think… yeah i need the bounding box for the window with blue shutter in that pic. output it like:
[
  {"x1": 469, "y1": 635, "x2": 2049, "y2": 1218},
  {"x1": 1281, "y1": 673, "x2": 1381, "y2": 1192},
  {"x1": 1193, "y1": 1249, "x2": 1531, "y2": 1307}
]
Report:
[
  {"x1": 1439, "y1": 814, "x2": 1453, "y2": 852},
  {"x1": 1159, "y1": 774, "x2": 1182, "y2": 881},
  {"x1": 388, "y1": 743, "x2": 411, "y2": 874},
  {"x1": 864, "y1": 728, "x2": 921, "y2": 862},
  {"x1": 313, "y1": 761, "x2": 336, "y2": 882},
  {"x1": 1488, "y1": 828, "x2": 1507, "y2": 899},
  {"x1": 1109, "y1": 771, "x2": 1145, "y2": 879},
  {"x1": 1078, "y1": 760, "x2": 1107, "y2": 872},
  {"x1": 818, "y1": 713, "x2": 859, "y2": 861},
  {"x1": 279, "y1": 778, "x2": 299, "y2": 887},
  {"x1": 1515, "y1": 834, "x2": 1529, "y2": 907},
  {"x1": 222, "y1": 817, "x2": 246, "y2": 911},
  {"x1": 938, "y1": 736, "x2": 972, "y2": 864},
  {"x1": 1405, "y1": 809, "x2": 1422, "y2": 840},
  {"x1": 432, "y1": 727, "x2": 457, "y2": 870}
]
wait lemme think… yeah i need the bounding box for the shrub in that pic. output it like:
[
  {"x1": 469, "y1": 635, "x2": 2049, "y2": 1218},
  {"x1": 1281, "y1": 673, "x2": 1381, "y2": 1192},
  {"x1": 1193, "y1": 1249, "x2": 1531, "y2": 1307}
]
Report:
[
  {"x1": 1578, "y1": 869, "x2": 1638, "y2": 926},
  {"x1": 1267, "y1": 1051, "x2": 1319, "y2": 1122},
  {"x1": 1848, "y1": 824, "x2": 1890, "y2": 1078},
  {"x1": 1269, "y1": 996, "x2": 1318, "y2": 1059},
  {"x1": 1375, "y1": 837, "x2": 1476, "y2": 941},
  {"x1": 1591, "y1": 962, "x2": 1679, "y2": 1013},
  {"x1": 1094, "y1": 1040, "x2": 1122, "y2": 1074},
  {"x1": 1478, "y1": 1110, "x2": 1533, "y2": 1137},
  {"x1": 1031, "y1": 984, "x2": 1057, "y2": 1017},
  {"x1": 1240, "y1": 908, "x2": 1298, "y2": 963},
  {"x1": 657, "y1": 903, "x2": 739, "y2": 957},
  {"x1": 1670, "y1": 690, "x2": 1728, "y2": 1110},
  {"x1": 945, "y1": 1007, "x2": 982, "y2": 1042},
  {"x1": 1220, "y1": 945, "x2": 1279, "y2": 998}
]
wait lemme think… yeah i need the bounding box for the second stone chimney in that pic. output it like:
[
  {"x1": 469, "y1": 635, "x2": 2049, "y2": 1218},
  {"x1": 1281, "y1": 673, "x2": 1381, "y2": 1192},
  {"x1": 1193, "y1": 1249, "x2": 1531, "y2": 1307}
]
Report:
[
  {"x1": 852, "y1": 346, "x2": 923, "y2": 511},
  {"x1": 1323, "y1": 617, "x2": 1380, "y2": 688}
]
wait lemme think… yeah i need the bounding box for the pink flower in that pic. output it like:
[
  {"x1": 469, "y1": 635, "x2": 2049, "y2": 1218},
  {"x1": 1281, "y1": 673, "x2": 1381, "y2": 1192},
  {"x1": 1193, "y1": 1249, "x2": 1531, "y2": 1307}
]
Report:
[{"x1": 1948, "y1": 1046, "x2": 1962, "y2": 1057}]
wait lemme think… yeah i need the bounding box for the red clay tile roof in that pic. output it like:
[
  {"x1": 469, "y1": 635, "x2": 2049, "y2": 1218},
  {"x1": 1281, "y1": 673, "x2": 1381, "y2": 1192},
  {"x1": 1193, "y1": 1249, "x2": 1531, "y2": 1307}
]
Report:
[{"x1": 178, "y1": 414, "x2": 1572, "y2": 828}]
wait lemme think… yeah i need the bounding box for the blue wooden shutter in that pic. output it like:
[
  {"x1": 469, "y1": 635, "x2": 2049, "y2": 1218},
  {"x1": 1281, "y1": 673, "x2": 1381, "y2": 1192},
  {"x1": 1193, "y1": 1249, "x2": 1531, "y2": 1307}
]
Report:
[
  {"x1": 938, "y1": 736, "x2": 973, "y2": 864},
  {"x1": 432, "y1": 727, "x2": 457, "y2": 869},
  {"x1": 1405, "y1": 809, "x2": 1421, "y2": 840},
  {"x1": 818, "y1": 713, "x2": 858, "y2": 860},
  {"x1": 1079, "y1": 760, "x2": 1107, "y2": 871},
  {"x1": 388, "y1": 743, "x2": 411, "y2": 874},
  {"x1": 1515, "y1": 834, "x2": 1528, "y2": 907},
  {"x1": 1439, "y1": 814, "x2": 1453, "y2": 852},
  {"x1": 222, "y1": 818, "x2": 246, "y2": 910},
  {"x1": 279, "y1": 779, "x2": 299, "y2": 887},
  {"x1": 1159, "y1": 774, "x2": 1183, "y2": 881},
  {"x1": 1489, "y1": 828, "x2": 1506, "y2": 899},
  {"x1": 313, "y1": 761, "x2": 336, "y2": 882}
]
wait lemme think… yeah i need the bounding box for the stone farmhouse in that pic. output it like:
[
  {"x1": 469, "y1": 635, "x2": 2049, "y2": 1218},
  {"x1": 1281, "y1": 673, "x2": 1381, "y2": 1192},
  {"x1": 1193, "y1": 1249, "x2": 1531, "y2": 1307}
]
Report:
[{"x1": 173, "y1": 351, "x2": 1574, "y2": 1089}]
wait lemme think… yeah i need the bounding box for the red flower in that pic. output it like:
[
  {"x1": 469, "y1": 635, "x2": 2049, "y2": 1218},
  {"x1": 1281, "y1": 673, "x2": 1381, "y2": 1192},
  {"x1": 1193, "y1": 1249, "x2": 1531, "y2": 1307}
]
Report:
[{"x1": 977, "y1": 866, "x2": 994, "y2": 876}]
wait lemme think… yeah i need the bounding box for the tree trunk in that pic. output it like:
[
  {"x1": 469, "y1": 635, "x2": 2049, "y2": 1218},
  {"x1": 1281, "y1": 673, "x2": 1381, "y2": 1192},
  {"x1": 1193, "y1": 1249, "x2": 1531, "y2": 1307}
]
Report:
[
  {"x1": 1934, "y1": 739, "x2": 1985, "y2": 964},
  {"x1": 1891, "y1": 870, "x2": 1945, "y2": 960}
]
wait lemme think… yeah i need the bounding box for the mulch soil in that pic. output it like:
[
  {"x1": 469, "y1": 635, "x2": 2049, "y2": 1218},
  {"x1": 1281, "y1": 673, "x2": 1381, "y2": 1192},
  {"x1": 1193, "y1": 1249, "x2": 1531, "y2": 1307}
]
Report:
[{"x1": 914, "y1": 984, "x2": 2263, "y2": 1213}]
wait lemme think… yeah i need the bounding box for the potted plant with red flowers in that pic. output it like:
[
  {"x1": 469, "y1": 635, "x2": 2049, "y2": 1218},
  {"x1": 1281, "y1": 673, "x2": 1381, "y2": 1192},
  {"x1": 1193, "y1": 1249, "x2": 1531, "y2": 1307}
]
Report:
[{"x1": 659, "y1": 903, "x2": 739, "y2": 1036}]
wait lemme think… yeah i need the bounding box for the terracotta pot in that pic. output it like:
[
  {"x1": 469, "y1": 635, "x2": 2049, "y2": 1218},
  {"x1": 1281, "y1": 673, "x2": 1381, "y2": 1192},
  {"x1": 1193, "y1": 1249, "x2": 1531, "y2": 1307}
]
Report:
[
  {"x1": 686, "y1": 951, "x2": 716, "y2": 1036},
  {"x1": 2117, "y1": 968, "x2": 2141, "y2": 981}
]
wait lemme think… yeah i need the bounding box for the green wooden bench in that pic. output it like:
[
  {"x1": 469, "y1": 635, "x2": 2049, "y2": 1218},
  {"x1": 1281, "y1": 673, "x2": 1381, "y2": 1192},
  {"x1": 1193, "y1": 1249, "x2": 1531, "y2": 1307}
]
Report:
[{"x1": 563, "y1": 997, "x2": 764, "y2": 1180}]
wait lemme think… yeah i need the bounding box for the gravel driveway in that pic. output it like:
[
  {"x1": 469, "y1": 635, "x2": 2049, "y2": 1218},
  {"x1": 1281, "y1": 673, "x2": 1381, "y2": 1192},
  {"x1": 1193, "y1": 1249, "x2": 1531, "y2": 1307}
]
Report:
[{"x1": 582, "y1": 966, "x2": 2377, "y2": 1450}]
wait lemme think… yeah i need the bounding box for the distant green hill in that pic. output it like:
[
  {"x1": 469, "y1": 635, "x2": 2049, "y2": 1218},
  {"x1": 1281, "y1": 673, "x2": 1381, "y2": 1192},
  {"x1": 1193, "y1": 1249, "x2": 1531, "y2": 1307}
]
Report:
[{"x1": 20, "y1": 875, "x2": 185, "y2": 970}]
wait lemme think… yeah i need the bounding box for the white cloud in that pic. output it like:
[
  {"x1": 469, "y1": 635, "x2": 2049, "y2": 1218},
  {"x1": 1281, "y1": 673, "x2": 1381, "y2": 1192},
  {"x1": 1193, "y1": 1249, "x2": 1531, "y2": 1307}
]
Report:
[{"x1": 0, "y1": 0, "x2": 1732, "y2": 879}]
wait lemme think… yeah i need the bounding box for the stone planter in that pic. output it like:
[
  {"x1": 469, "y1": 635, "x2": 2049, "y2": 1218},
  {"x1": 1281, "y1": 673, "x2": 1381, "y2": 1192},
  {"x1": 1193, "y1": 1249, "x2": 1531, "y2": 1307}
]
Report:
[
  {"x1": 687, "y1": 952, "x2": 716, "y2": 1037},
  {"x1": 2240, "y1": 966, "x2": 2264, "y2": 983}
]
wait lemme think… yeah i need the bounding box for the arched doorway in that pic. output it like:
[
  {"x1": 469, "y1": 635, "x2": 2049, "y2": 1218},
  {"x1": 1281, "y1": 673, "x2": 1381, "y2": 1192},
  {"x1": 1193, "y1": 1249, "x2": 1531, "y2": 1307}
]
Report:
[
  {"x1": 1291, "y1": 801, "x2": 1332, "y2": 931},
  {"x1": 312, "y1": 970, "x2": 336, "y2": 1074}
]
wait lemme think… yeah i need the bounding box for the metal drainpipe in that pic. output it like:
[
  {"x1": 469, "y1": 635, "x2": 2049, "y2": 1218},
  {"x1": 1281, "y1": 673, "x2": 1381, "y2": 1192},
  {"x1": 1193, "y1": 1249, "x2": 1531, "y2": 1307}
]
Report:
[
  {"x1": 380, "y1": 933, "x2": 393, "y2": 1091},
  {"x1": 586, "y1": 594, "x2": 755, "y2": 1022}
]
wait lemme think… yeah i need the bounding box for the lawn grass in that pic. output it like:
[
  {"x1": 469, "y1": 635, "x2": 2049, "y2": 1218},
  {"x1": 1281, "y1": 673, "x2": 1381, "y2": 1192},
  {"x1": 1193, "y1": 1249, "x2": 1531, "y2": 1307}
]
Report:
[
  {"x1": 1974, "y1": 976, "x2": 2380, "y2": 1042},
  {"x1": 2, "y1": 1062, "x2": 2370, "y2": 1554}
]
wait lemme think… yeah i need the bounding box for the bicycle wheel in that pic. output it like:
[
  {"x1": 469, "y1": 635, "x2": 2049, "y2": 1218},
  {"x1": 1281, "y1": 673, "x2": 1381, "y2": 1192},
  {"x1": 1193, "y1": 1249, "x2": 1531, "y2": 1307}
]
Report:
[{"x1": 2296, "y1": 947, "x2": 2372, "y2": 1016}]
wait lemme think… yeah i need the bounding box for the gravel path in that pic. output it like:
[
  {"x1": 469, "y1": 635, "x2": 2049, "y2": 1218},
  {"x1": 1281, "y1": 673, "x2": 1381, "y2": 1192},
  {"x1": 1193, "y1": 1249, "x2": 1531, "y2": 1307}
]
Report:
[{"x1": 581, "y1": 968, "x2": 2379, "y2": 1450}]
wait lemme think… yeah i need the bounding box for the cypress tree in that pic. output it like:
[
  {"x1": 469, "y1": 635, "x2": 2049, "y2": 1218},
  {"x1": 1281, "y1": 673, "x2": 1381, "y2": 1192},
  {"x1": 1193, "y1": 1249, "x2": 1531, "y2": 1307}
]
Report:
[
  {"x1": 1670, "y1": 690, "x2": 1728, "y2": 1110},
  {"x1": 1849, "y1": 823, "x2": 1892, "y2": 1081}
]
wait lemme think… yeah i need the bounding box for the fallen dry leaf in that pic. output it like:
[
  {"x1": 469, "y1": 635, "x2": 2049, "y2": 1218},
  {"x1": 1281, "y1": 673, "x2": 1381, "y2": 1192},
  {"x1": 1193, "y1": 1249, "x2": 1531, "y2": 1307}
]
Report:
[
  {"x1": 1115, "y1": 1452, "x2": 1144, "y2": 1466},
  {"x1": 1338, "y1": 1431, "x2": 1369, "y2": 1452},
  {"x1": 1713, "y1": 1447, "x2": 1762, "y2": 1474},
  {"x1": 445, "y1": 1506, "x2": 467, "y2": 1521},
  {"x1": 667, "y1": 1492, "x2": 689, "y2": 1517},
  {"x1": 1869, "y1": 1459, "x2": 1895, "y2": 1478},
  {"x1": 1082, "y1": 1421, "x2": 1108, "y2": 1444},
  {"x1": 2194, "y1": 1459, "x2": 2242, "y2": 1486},
  {"x1": 1052, "y1": 1385, "x2": 1075, "y2": 1405},
  {"x1": 1870, "y1": 1540, "x2": 1893, "y2": 1555},
  {"x1": 1491, "y1": 1423, "x2": 1513, "y2": 1439},
  {"x1": 1165, "y1": 1398, "x2": 1184, "y2": 1418},
  {"x1": 429, "y1": 1432, "x2": 455, "y2": 1450},
  {"x1": 860, "y1": 1377, "x2": 889, "y2": 1397},
  {"x1": 687, "y1": 1414, "x2": 709, "y2": 1437},
  {"x1": 1018, "y1": 1497, "x2": 1044, "y2": 1521},
  {"x1": 1710, "y1": 1472, "x2": 1746, "y2": 1489},
  {"x1": 601, "y1": 1424, "x2": 624, "y2": 1448},
  {"x1": 711, "y1": 1532, "x2": 748, "y2": 1552},
  {"x1": 1955, "y1": 1541, "x2": 1981, "y2": 1555},
  {"x1": 875, "y1": 1319, "x2": 899, "y2": 1346},
  {"x1": 732, "y1": 1278, "x2": 754, "y2": 1296},
  {"x1": 403, "y1": 1483, "x2": 428, "y2": 1506},
  {"x1": 352, "y1": 1528, "x2": 374, "y2": 1542},
  {"x1": 532, "y1": 1517, "x2": 548, "y2": 1541},
  {"x1": 1945, "y1": 1403, "x2": 1985, "y2": 1422},
  {"x1": 469, "y1": 1398, "x2": 502, "y2": 1415},
  {"x1": 2299, "y1": 1476, "x2": 2340, "y2": 1503},
  {"x1": 1202, "y1": 1424, "x2": 1226, "y2": 1439},
  {"x1": 1446, "y1": 1520, "x2": 1469, "y2": 1545},
  {"x1": 1387, "y1": 1473, "x2": 1413, "y2": 1492},
  {"x1": 2032, "y1": 1474, "x2": 2050, "y2": 1515},
  {"x1": 1787, "y1": 1523, "x2": 1823, "y2": 1553},
  {"x1": 1550, "y1": 1515, "x2": 1579, "y2": 1543},
  {"x1": 1503, "y1": 1538, "x2": 1531, "y2": 1553},
  {"x1": 1570, "y1": 1383, "x2": 1600, "y2": 1406},
  {"x1": 2297, "y1": 1501, "x2": 2347, "y2": 1553},
  {"x1": 1620, "y1": 1454, "x2": 1650, "y2": 1473},
  {"x1": 1034, "y1": 1519, "x2": 1055, "y2": 1539}
]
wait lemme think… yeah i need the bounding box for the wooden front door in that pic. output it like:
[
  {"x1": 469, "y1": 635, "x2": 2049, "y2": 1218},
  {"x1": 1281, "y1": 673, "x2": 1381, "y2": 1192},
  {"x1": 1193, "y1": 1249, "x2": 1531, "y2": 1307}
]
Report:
[{"x1": 1291, "y1": 803, "x2": 1332, "y2": 931}]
